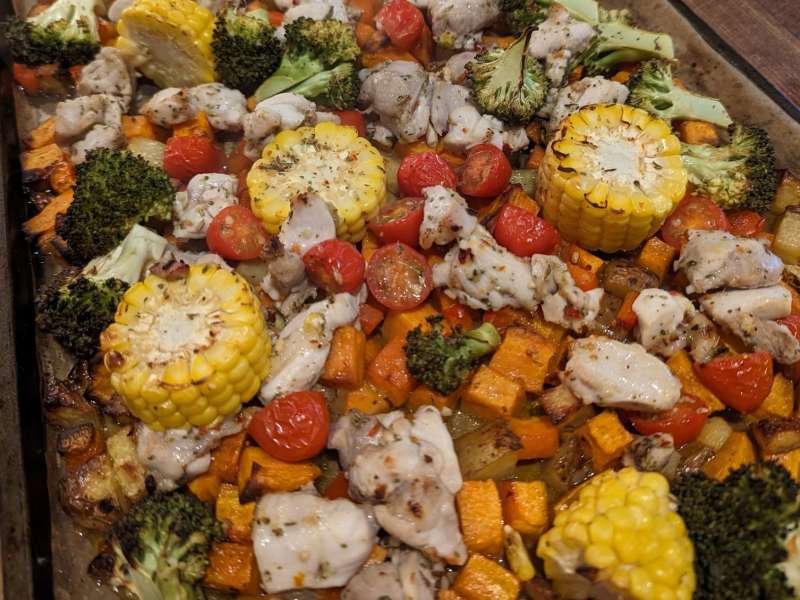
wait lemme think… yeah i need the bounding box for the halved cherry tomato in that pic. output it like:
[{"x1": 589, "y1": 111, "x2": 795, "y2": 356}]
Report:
[
  {"x1": 660, "y1": 195, "x2": 729, "y2": 249},
  {"x1": 442, "y1": 302, "x2": 474, "y2": 330},
  {"x1": 624, "y1": 395, "x2": 709, "y2": 447},
  {"x1": 493, "y1": 204, "x2": 560, "y2": 257},
  {"x1": 375, "y1": 0, "x2": 425, "y2": 51},
  {"x1": 303, "y1": 239, "x2": 365, "y2": 294},
  {"x1": 458, "y1": 144, "x2": 512, "y2": 198},
  {"x1": 247, "y1": 391, "x2": 329, "y2": 462},
  {"x1": 727, "y1": 210, "x2": 767, "y2": 237},
  {"x1": 695, "y1": 352, "x2": 773, "y2": 413},
  {"x1": 397, "y1": 152, "x2": 457, "y2": 197},
  {"x1": 368, "y1": 196, "x2": 424, "y2": 247},
  {"x1": 366, "y1": 242, "x2": 433, "y2": 310},
  {"x1": 207, "y1": 205, "x2": 270, "y2": 260},
  {"x1": 334, "y1": 110, "x2": 367, "y2": 137},
  {"x1": 163, "y1": 135, "x2": 224, "y2": 182}
]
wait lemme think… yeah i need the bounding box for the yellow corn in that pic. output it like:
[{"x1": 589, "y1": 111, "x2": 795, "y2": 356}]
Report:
[
  {"x1": 537, "y1": 468, "x2": 695, "y2": 600},
  {"x1": 536, "y1": 104, "x2": 687, "y2": 253},
  {"x1": 247, "y1": 122, "x2": 386, "y2": 242},
  {"x1": 101, "y1": 265, "x2": 270, "y2": 430},
  {"x1": 117, "y1": 0, "x2": 216, "y2": 88}
]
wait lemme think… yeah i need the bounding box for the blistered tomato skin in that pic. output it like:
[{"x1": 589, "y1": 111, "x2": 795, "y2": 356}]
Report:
[
  {"x1": 207, "y1": 205, "x2": 270, "y2": 260},
  {"x1": 458, "y1": 144, "x2": 512, "y2": 198},
  {"x1": 660, "y1": 194, "x2": 730, "y2": 249},
  {"x1": 303, "y1": 239, "x2": 365, "y2": 294},
  {"x1": 366, "y1": 242, "x2": 433, "y2": 311},
  {"x1": 397, "y1": 152, "x2": 457, "y2": 197},
  {"x1": 493, "y1": 204, "x2": 560, "y2": 257},
  {"x1": 247, "y1": 391, "x2": 330, "y2": 462},
  {"x1": 368, "y1": 196, "x2": 425, "y2": 247},
  {"x1": 625, "y1": 395, "x2": 709, "y2": 447},
  {"x1": 695, "y1": 352, "x2": 773, "y2": 413}
]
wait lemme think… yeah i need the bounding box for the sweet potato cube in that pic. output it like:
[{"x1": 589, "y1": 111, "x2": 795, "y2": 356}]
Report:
[
  {"x1": 677, "y1": 120, "x2": 719, "y2": 145},
  {"x1": 343, "y1": 381, "x2": 391, "y2": 415},
  {"x1": 216, "y1": 483, "x2": 255, "y2": 543},
  {"x1": 320, "y1": 325, "x2": 366, "y2": 389},
  {"x1": 122, "y1": 115, "x2": 157, "y2": 140},
  {"x1": 509, "y1": 417, "x2": 559, "y2": 460},
  {"x1": 456, "y1": 480, "x2": 504, "y2": 558},
  {"x1": 636, "y1": 236, "x2": 677, "y2": 281},
  {"x1": 489, "y1": 328, "x2": 557, "y2": 393},
  {"x1": 453, "y1": 554, "x2": 520, "y2": 600},
  {"x1": 21, "y1": 143, "x2": 64, "y2": 172},
  {"x1": 463, "y1": 366, "x2": 524, "y2": 418},
  {"x1": 768, "y1": 448, "x2": 800, "y2": 481},
  {"x1": 499, "y1": 481, "x2": 549, "y2": 536},
  {"x1": 173, "y1": 111, "x2": 213, "y2": 138},
  {"x1": 204, "y1": 542, "x2": 260, "y2": 593},
  {"x1": 752, "y1": 373, "x2": 794, "y2": 420},
  {"x1": 703, "y1": 431, "x2": 755, "y2": 480},
  {"x1": 210, "y1": 431, "x2": 248, "y2": 484},
  {"x1": 238, "y1": 447, "x2": 320, "y2": 500},
  {"x1": 188, "y1": 472, "x2": 222, "y2": 503},
  {"x1": 383, "y1": 303, "x2": 439, "y2": 341},
  {"x1": 667, "y1": 350, "x2": 726, "y2": 412},
  {"x1": 28, "y1": 116, "x2": 56, "y2": 149},
  {"x1": 366, "y1": 335, "x2": 417, "y2": 406},
  {"x1": 578, "y1": 411, "x2": 633, "y2": 470},
  {"x1": 407, "y1": 384, "x2": 462, "y2": 411}
]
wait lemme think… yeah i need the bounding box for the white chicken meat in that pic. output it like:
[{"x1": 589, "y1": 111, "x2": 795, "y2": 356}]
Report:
[
  {"x1": 173, "y1": 173, "x2": 238, "y2": 239},
  {"x1": 563, "y1": 336, "x2": 682, "y2": 412},
  {"x1": 243, "y1": 93, "x2": 318, "y2": 159},
  {"x1": 530, "y1": 255, "x2": 604, "y2": 333},
  {"x1": 546, "y1": 77, "x2": 629, "y2": 132},
  {"x1": 675, "y1": 229, "x2": 784, "y2": 294},
  {"x1": 140, "y1": 87, "x2": 195, "y2": 128},
  {"x1": 282, "y1": 0, "x2": 354, "y2": 24},
  {"x1": 441, "y1": 104, "x2": 529, "y2": 153},
  {"x1": 77, "y1": 47, "x2": 134, "y2": 110},
  {"x1": 430, "y1": 79, "x2": 472, "y2": 137},
  {"x1": 252, "y1": 492, "x2": 378, "y2": 593},
  {"x1": 443, "y1": 51, "x2": 477, "y2": 84},
  {"x1": 429, "y1": 0, "x2": 500, "y2": 49},
  {"x1": 527, "y1": 5, "x2": 596, "y2": 89},
  {"x1": 190, "y1": 83, "x2": 248, "y2": 132},
  {"x1": 55, "y1": 93, "x2": 123, "y2": 141},
  {"x1": 342, "y1": 549, "x2": 441, "y2": 600},
  {"x1": 419, "y1": 185, "x2": 478, "y2": 249},
  {"x1": 70, "y1": 124, "x2": 125, "y2": 164}
]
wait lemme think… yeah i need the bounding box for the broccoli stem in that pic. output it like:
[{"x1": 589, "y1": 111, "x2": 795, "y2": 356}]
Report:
[
  {"x1": 253, "y1": 54, "x2": 327, "y2": 102},
  {"x1": 587, "y1": 22, "x2": 674, "y2": 74},
  {"x1": 464, "y1": 322, "x2": 502, "y2": 357}
]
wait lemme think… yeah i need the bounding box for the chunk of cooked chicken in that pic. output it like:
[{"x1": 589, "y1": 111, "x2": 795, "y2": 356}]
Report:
[
  {"x1": 531, "y1": 254, "x2": 604, "y2": 333},
  {"x1": 527, "y1": 4, "x2": 596, "y2": 87},
  {"x1": 77, "y1": 48, "x2": 134, "y2": 110},
  {"x1": 675, "y1": 230, "x2": 784, "y2": 294},
  {"x1": 190, "y1": 83, "x2": 248, "y2": 132},
  {"x1": 547, "y1": 76, "x2": 629, "y2": 132},
  {"x1": 55, "y1": 94, "x2": 124, "y2": 141},
  {"x1": 283, "y1": 0, "x2": 354, "y2": 23},
  {"x1": 429, "y1": 0, "x2": 500, "y2": 49},
  {"x1": 564, "y1": 336, "x2": 682, "y2": 412},
  {"x1": 70, "y1": 124, "x2": 125, "y2": 164},
  {"x1": 243, "y1": 93, "x2": 317, "y2": 159},
  {"x1": 441, "y1": 104, "x2": 503, "y2": 152},
  {"x1": 443, "y1": 51, "x2": 477, "y2": 83},
  {"x1": 252, "y1": 492, "x2": 378, "y2": 593},
  {"x1": 419, "y1": 185, "x2": 478, "y2": 249},
  {"x1": 278, "y1": 193, "x2": 338, "y2": 256},
  {"x1": 173, "y1": 173, "x2": 238, "y2": 239},
  {"x1": 342, "y1": 549, "x2": 441, "y2": 600},
  {"x1": 430, "y1": 79, "x2": 471, "y2": 137},
  {"x1": 141, "y1": 87, "x2": 195, "y2": 128}
]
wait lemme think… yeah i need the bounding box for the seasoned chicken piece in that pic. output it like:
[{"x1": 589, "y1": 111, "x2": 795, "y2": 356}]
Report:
[
  {"x1": 55, "y1": 94, "x2": 124, "y2": 141},
  {"x1": 430, "y1": 80, "x2": 471, "y2": 136},
  {"x1": 342, "y1": 549, "x2": 441, "y2": 600},
  {"x1": 359, "y1": 61, "x2": 433, "y2": 143},
  {"x1": 443, "y1": 51, "x2": 477, "y2": 83},
  {"x1": 527, "y1": 4, "x2": 596, "y2": 84},
  {"x1": 141, "y1": 87, "x2": 195, "y2": 128},
  {"x1": 530, "y1": 254, "x2": 604, "y2": 333},
  {"x1": 77, "y1": 48, "x2": 134, "y2": 110},
  {"x1": 252, "y1": 492, "x2": 378, "y2": 593},
  {"x1": 260, "y1": 291, "x2": 364, "y2": 401},
  {"x1": 243, "y1": 93, "x2": 317, "y2": 159},
  {"x1": 71, "y1": 125, "x2": 125, "y2": 164},
  {"x1": 547, "y1": 77, "x2": 629, "y2": 131},
  {"x1": 429, "y1": 0, "x2": 500, "y2": 49},
  {"x1": 676, "y1": 230, "x2": 783, "y2": 294},
  {"x1": 190, "y1": 83, "x2": 248, "y2": 132},
  {"x1": 623, "y1": 433, "x2": 679, "y2": 474},
  {"x1": 278, "y1": 193, "x2": 337, "y2": 256},
  {"x1": 283, "y1": 0, "x2": 354, "y2": 23},
  {"x1": 441, "y1": 105, "x2": 503, "y2": 152},
  {"x1": 419, "y1": 185, "x2": 478, "y2": 249},
  {"x1": 173, "y1": 173, "x2": 238, "y2": 239},
  {"x1": 564, "y1": 336, "x2": 682, "y2": 412}
]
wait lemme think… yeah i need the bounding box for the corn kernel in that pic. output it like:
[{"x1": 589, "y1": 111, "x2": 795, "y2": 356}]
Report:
[
  {"x1": 588, "y1": 515, "x2": 614, "y2": 544},
  {"x1": 585, "y1": 544, "x2": 617, "y2": 569}
]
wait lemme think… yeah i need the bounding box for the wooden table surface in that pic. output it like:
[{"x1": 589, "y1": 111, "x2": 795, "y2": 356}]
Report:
[{"x1": 680, "y1": 0, "x2": 800, "y2": 108}]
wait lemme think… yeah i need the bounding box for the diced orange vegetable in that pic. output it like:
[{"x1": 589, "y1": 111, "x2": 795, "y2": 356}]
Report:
[
  {"x1": 216, "y1": 483, "x2": 255, "y2": 543},
  {"x1": 480, "y1": 34, "x2": 515, "y2": 48},
  {"x1": 238, "y1": 447, "x2": 320, "y2": 499},
  {"x1": 366, "y1": 335, "x2": 417, "y2": 406},
  {"x1": 489, "y1": 328, "x2": 558, "y2": 393},
  {"x1": 617, "y1": 291, "x2": 639, "y2": 330},
  {"x1": 768, "y1": 448, "x2": 800, "y2": 481},
  {"x1": 561, "y1": 243, "x2": 604, "y2": 274},
  {"x1": 525, "y1": 145, "x2": 545, "y2": 170},
  {"x1": 752, "y1": 373, "x2": 794, "y2": 420},
  {"x1": 703, "y1": 431, "x2": 755, "y2": 480},
  {"x1": 323, "y1": 471, "x2": 350, "y2": 500},
  {"x1": 667, "y1": 350, "x2": 726, "y2": 412},
  {"x1": 525, "y1": 122, "x2": 542, "y2": 145},
  {"x1": 365, "y1": 544, "x2": 388, "y2": 566},
  {"x1": 407, "y1": 384, "x2": 462, "y2": 411},
  {"x1": 439, "y1": 590, "x2": 466, "y2": 600},
  {"x1": 188, "y1": 472, "x2": 222, "y2": 503},
  {"x1": 359, "y1": 303, "x2": 384, "y2": 335},
  {"x1": 456, "y1": 480, "x2": 504, "y2": 557},
  {"x1": 578, "y1": 411, "x2": 634, "y2": 470},
  {"x1": 782, "y1": 282, "x2": 800, "y2": 316},
  {"x1": 442, "y1": 302, "x2": 475, "y2": 330},
  {"x1": 568, "y1": 64, "x2": 584, "y2": 84},
  {"x1": 611, "y1": 69, "x2": 632, "y2": 83},
  {"x1": 677, "y1": 120, "x2": 719, "y2": 145},
  {"x1": 49, "y1": 159, "x2": 76, "y2": 193},
  {"x1": 636, "y1": 237, "x2": 677, "y2": 281},
  {"x1": 383, "y1": 303, "x2": 439, "y2": 341},
  {"x1": 204, "y1": 542, "x2": 261, "y2": 593},
  {"x1": 505, "y1": 186, "x2": 540, "y2": 215},
  {"x1": 362, "y1": 231, "x2": 380, "y2": 263},
  {"x1": 12, "y1": 63, "x2": 42, "y2": 95},
  {"x1": 28, "y1": 117, "x2": 56, "y2": 149},
  {"x1": 395, "y1": 141, "x2": 433, "y2": 158},
  {"x1": 210, "y1": 431, "x2": 248, "y2": 484},
  {"x1": 21, "y1": 143, "x2": 65, "y2": 173},
  {"x1": 498, "y1": 481, "x2": 549, "y2": 536},
  {"x1": 321, "y1": 326, "x2": 366, "y2": 389},
  {"x1": 567, "y1": 263, "x2": 599, "y2": 292},
  {"x1": 509, "y1": 417, "x2": 559, "y2": 460},
  {"x1": 462, "y1": 366, "x2": 524, "y2": 418},
  {"x1": 364, "y1": 336, "x2": 383, "y2": 364},
  {"x1": 98, "y1": 17, "x2": 118, "y2": 45},
  {"x1": 362, "y1": 47, "x2": 419, "y2": 68},
  {"x1": 453, "y1": 554, "x2": 520, "y2": 600},
  {"x1": 343, "y1": 381, "x2": 391, "y2": 415},
  {"x1": 348, "y1": 0, "x2": 383, "y2": 24},
  {"x1": 411, "y1": 23, "x2": 434, "y2": 66},
  {"x1": 438, "y1": 149, "x2": 465, "y2": 168},
  {"x1": 122, "y1": 115, "x2": 157, "y2": 140},
  {"x1": 173, "y1": 111, "x2": 213, "y2": 138},
  {"x1": 355, "y1": 21, "x2": 379, "y2": 47},
  {"x1": 22, "y1": 188, "x2": 74, "y2": 237}
]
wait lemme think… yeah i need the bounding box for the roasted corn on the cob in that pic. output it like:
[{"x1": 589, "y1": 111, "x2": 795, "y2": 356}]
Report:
[
  {"x1": 116, "y1": 0, "x2": 216, "y2": 88},
  {"x1": 536, "y1": 104, "x2": 687, "y2": 253},
  {"x1": 537, "y1": 468, "x2": 695, "y2": 600},
  {"x1": 101, "y1": 265, "x2": 270, "y2": 430},
  {"x1": 247, "y1": 122, "x2": 386, "y2": 242}
]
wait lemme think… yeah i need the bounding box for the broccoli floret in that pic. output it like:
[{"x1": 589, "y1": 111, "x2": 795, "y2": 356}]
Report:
[
  {"x1": 288, "y1": 62, "x2": 359, "y2": 110},
  {"x1": 577, "y1": 21, "x2": 674, "y2": 76},
  {"x1": 501, "y1": 0, "x2": 599, "y2": 33},
  {"x1": 56, "y1": 149, "x2": 174, "y2": 263},
  {"x1": 253, "y1": 18, "x2": 360, "y2": 102},
  {"x1": 211, "y1": 8, "x2": 282, "y2": 96},
  {"x1": 627, "y1": 60, "x2": 732, "y2": 126},
  {"x1": 674, "y1": 462, "x2": 800, "y2": 600},
  {"x1": 108, "y1": 491, "x2": 224, "y2": 600},
  {"x1": 681, "y1": 124, "x2": 778, "y2": 212},
  {"x1": 466, "y1": 31, "x2": 548, "y2": 123},
  {"x1": 3, "y1": 0, "x2": 100, "y2": 67},
  {"x1": 405, "y1": 318, "x2": 501, "y2": 394}
]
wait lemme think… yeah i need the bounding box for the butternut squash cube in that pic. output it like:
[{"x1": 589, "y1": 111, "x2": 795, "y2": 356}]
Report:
[
  {"x1": 237, "y1": 446, "x2": 320, "y2": 499},
  {"x1": 344, "y1": 381, "x2": 391, "y2": 415},
  {"x1": 677, "y1": 120, "x2": 719, "y2": 145},
  {"x1": 453, "y1": 554, "x2": 520, "y2": 600},
  {"x1": 383, "y1": 303, "x2": 439, "y2": 341},
  {"x1": 21, "y1": 143, "x2": 64, "y2": 173},
  {"x1": 204, "y1": 542, "x2": 260, "y2": 593},
  {"x1": 320, "y1": 325, "x2": 366, "y2": 389},
  {"x1": 703, "y1": 431, "x2": 756, "y2": 480},
  {"x1": 456, "y1": 480, "x2": 504, "y2": 558},
  {"x1": 438, "y1": 590, "x2": 466, "y2": 600},
  {"x1": 463, "y1": 366, "x2": 524, "y2": 418},
  {"x1": 768, "y1": 448, "x2": 800, "y2": 481},
  {"x1": 216, "y1": 483, "x2": 255, "y2": 543},
  {"x1": 210, "y1": 431, "x2": 248, "y2": 484},
  {"x1": 28, "y1": 117, "x2": 56, "y2": 149},
  {"x1": 636, "y1": 236, "x2": 677, "y2": 281},
  {"x1": 752, "y1": 373, "x2": 794, "y2": 420},
  {"x1": 490, "y1": 328, "x2": 557, "y2": 393},
  {"x1": 188, "y1": 472, "x2": 221, "y2": 503},
  {"x1": 407, "y1": 384, "x2": 462, "y2": 411},
  {"x1": 578, "y1": 411, "x2": 633, "y2": 470},
  {"x1": 499, "y1": 481, "x2": 549, "y2": 536}
]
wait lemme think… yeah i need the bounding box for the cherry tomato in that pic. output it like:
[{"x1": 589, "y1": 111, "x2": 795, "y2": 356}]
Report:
[
  {"x1": 695, "y1": 352, "x2": 773, "y2": 413},
  {"x1": 207, "y1": 205, "x2": 270, "y2": 260},
  {"x1": 366, "y1": 242, "x2": 433, "y2": 311},
  {"x1": 333, "y1": 110, "x2": 367, "y2": 137},
  {"x1": 624, "y1": 395, "x2": 709, "y2": 448},
  {"x1": 727, "y1": 210, "x2": 767, "y2": 237},
  {"x1": 368, "y1": 197, "x2": 425, "y2": 247},
  {"x1": 493, "y1": 204, "x2": 560, "y2": 257},
  {"x1": 375, "y1": 0, "x2": 425, "y2": 51},
  {"x1": 227, "y1": 139, "x2": 253, "y2": 176},
  {"x1": 660, "y1": 195, "x2": 729, "y2": 249},
  {"x1": 12, "y1": 63, "x2": 41, "y2": 95},
  {"x1": 247, "y1": 391, "x2": 329, "y2": 462},
  {"x1": 442, "y1": 302, "x2": 474, "y2": 330},
  {"x1": 397, "y1": 152, "x2": 457, "y2": 198},
  {"x1": 458, "y1": 144, "x2": 512, "y2": 198},
  {"x1": 303, "y1": 239, "x2": 365, "y2": 294},
  {"x1": 163, "y1": 135, "x2": 224, "y2": 182}
]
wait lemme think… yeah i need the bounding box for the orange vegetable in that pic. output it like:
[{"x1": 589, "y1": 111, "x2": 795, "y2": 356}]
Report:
[
  {"x1": 636, "y1": 236, "x2": 677, "y2": 281},
  {"x1": 122, "y1": 115, "x2": 157, "y2": 140},
  {"x1": 489, "y1": 327, "x2": 558, "y2": 393},
  {"x1": 395, "y1": 141, "x2": 433, "y2": 158},
  {"x1": 22, "y1": 188, "x2": 74, "y2": 237},
  {"x1": 238, "y1": 446, "x2": 321, "y2": 500},
  {"x1": 509, "y1": 417, "x2": 559, "y2": 460},
  {"x1": 12, "y1": 63, "x2": 42, "y2": 95},
  {"x1": 617, "y1": 291, "x2": 640, "y2": 329},
  {"x1": 782, "y1": 282, "x2": 800, "y2": 316},
  {"x1": 343, "y1": 381, "x2": 391, "y2": 415},
  {"x1": 358, "y1": 304, "x2": 384, "y2": 336},
  {"x1": 611, "y1": 69, "x2": 632, "y2": 83},
  {"x1": 453, "y1": 554, "x2": 520, "y2": 600},
  {"x1": 210, "y1": 431, "x2": 248, "y2": 484},
  {"x1": 480, "y1": 34, "x2": 515, "y2": 48},
  {"x1": 321, "y1": 325, "x2": 366, "y2": 389},
  {"x1": 438, "y1": 149, "x2": 466, "y2": 168},
  {"x1": 703, "y1": 431, "x2": 755, "y2": 480},
  {"x1": 173, "y1": 111, "x2": 213, "y2": 138},
  {"x1": 439, "y1": 590, "x2": 466, "y2": 600},
  {"x1": 525, "y1": 145, "x2": 545, "y2": 170},
  {"x1": 188, "y1": 472, "x2": 222, "y2": 503},
  {"x1": 362, "y1": 47, "x2": 418, "y2": 68},
  {"x1": 348, "y1": 0, "x2": 383, "y2": 24},
  {"x1": 362, "y1": 231, "x2": 380, "y2": 263},
  {"x1": 355, "y1": 21, "x2": 380, "y2": 47},
  {"x1": 28, "y1": 117, "x2": 56, "y2": 149},
  {"x1": 49, "y1": 160, "x2": 76, "y2": 193},
  {"x1": 667, "y1": 350, "x2": 726, "y2": 413},
  {"x1": 561, "y1": 243, "x2": 604, "y2": 273},
  {"x1": 411, "y1": 23, "x2": 434, "y2": 66},
  {"x1": 382, "y1": 303, "x2": 439, "y2": 341},
  {"x1": 566, "y1": 263, "x2": 599, "y2": 291},
  {"x1": 267, "y1": 10, "x2": 284, "y2": 26},
  {"x1": 204, "y1": 542, "x2": 261, "y2": 593},
  {"x1": 568, "y1": 64, "x2": 584, "y2": 84},
  {"x1": 442, "y1": 302, "x2": 474, "y2": 330},
  {"x1": 98, "y1": 17, "x2": 118, "y2": 45},
  {"x1": 677, "y1": 120, "x2": 719, "y2": 145},
  {"x1": 462, "y1": 365, "x2": 524, "y2": 418},
  {"x1": 456, "y1": 480, "x2": 504, "y2": 557},
  {"x1": 366, "y1": 335, "x2": 417, "y2": 406},
  {"x1": 407, "y1": 384, "x2": 462, "y2": 411},
  {"x1": 21, "y1": 143, "x2": 65, "y2": 173},
  {"x1": 216, "y1": 483, "x2": 255, "y2": 543},
  {"x1": 578, "y1": 411, "x2": 634, "y2": 470},
  {"x1": 499, "y1": 481, "x2": 549, "y2": 536}
]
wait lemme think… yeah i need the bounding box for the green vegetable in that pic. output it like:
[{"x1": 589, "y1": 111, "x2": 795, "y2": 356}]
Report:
[
  {"x1": 466, "y1": 31, "x2": 548, "y2": 123},
  {"x1": 577, "y1": 21, "x2": 674, "y2": 76},
  {"x1": 627, "y1": 59, "x2": 732, "y2": 126},
  {"x1": 56, "y1": 148, "x2": 174, "y2": 263},
  {"x1": 500, "y1": 0, "x2": 599, "y2": 33},
  {"x1": 108, "y1": 491, "x2": 224, "y2": 600},
  {"x1": 3, "y1": 0, "x2": 100, "y2": 67},
  {"x1": 405, "y1": 318, "x2": 501, "y2": 394},
  {"x1": 674, "y1": 462, "x2": 800, "y2": 600},
  {"x1": 288, "y1": 62, "x2": 359, "y2": 110},
  {"x1": 253, "y1": 18, "x2": 360, "y2": 102},
  {"x1": 211, "y1": 8, "x2": 282, "y2": 96},
  {"x1": 681, "y1": 124, "x2": 778, "y2": 212},
  {"x1": 510, "y1": 169, "x2": 537, "y2": 195}
]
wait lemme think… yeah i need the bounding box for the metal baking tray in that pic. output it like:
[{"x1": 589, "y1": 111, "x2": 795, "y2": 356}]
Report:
[{"x1": 0, "y1": 0, "x2": 798, "y2": 598}]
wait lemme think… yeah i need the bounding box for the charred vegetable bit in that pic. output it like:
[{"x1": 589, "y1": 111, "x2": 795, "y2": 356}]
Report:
[{"x1": 405, "y1": 318, "x2": 501, "y2": 394}]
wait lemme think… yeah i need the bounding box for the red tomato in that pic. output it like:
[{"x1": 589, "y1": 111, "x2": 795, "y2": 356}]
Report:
[
  {"x1": 625, "y1": 396, "x2": 709, "y2": 447},
  {"x1": 695, "y1": 352, "x2": 773, "y2": 413},
  {"x1": 375, "y1": 0, "x2": 425, "y2": 51},
  {"x1": 458, "y1": 144, "x2": 512, "y2": 198},
  {"x1": 727, "y1": 210, "x2": 767, "y2": 237},
  {"x1": 227, "y1": 139, "x2": 253, "y2": 176},
  {"x1": 368, "y1": 197, "x2": 425, "y2": 247},
  {"x1": 334, "y1": 110, "x2": 367, "y2": 137},
  {"x1": 660, "y1": 195, "x2": 729, "y2": 249},
  {"x1": 397, "y1": 152, "x2": 457, "y2": 197},
  {"x1": 247, "y1": 391, "x2": 329, "y2": 462},
  {"x1": 493, "y1": 204, "x2": 560, "y2": 257},
  {"x1": 323, "y1": 471, "x2": 350, "y2": 500},
  {"x1": 12, "y1": 63, "x2": 41, "y2": 94},
  {"x1": 303, "y1": 239, "x2": 365, "y2": 294},
  {"x1": 207, "y1": 205, "x2": 270, "y2": 260},
  {"x1": 442, "y1": 302, "x2": 473, "y2": 330},
  {"x1": 366, "y1": 242, "x2": 433, "y2": 310},
  {"x1": 163, "y1": 135, "x2": 224, "y2": 182}
]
